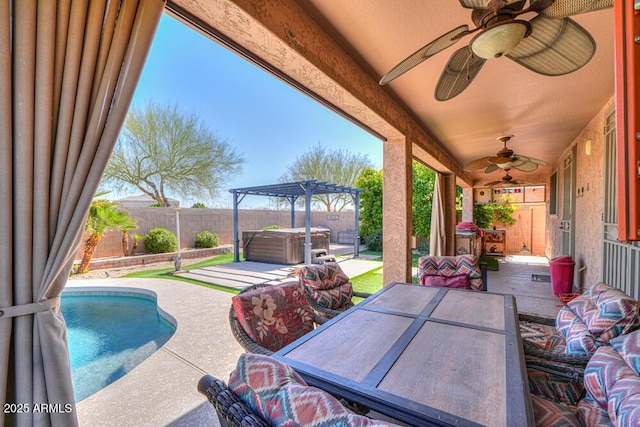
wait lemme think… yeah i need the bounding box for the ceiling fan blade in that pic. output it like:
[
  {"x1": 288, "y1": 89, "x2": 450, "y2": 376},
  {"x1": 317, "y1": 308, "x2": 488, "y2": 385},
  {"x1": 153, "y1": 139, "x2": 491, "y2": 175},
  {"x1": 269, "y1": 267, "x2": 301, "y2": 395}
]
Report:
[
  {"x1": 484, "y1": 164, "x2": 500, "y2": 173},
  {"x1": 459, "y1": 0, "x2": 525, "y2": 9},
  {"x1": 537, "y1": 0, "x2": 613, "y2": 18},
  {"x1": 434, "y1": 46, "x2": 486, "y2": 101},
  {"x1": 527, "y1": 156, "x2": 548, "y2": 166},
  {"x1": 464, "y1": 156, "x2": 492, "y2": 171},
  {"x1": 379, "y1": 25, "x2": 469, "y2": 85},
  {"x1": 488, "y1": 156, "x2": 514, "y2": 165},
  {"x1": 507, "y1": 16, "x2": 595, "y2": 76},
  {"x1": 511, "y1": 162, "x2": 539, "y2": 172},
  {"x1": 485, "y1": 180, "x2": 505, "y2": 186}
]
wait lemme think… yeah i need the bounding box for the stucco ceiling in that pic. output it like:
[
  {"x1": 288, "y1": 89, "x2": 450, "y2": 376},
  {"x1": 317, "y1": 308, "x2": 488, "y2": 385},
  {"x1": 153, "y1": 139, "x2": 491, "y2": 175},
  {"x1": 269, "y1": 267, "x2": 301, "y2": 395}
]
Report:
[{"x1": 168, "y1": 0, "x2": 615, "y2": 186}]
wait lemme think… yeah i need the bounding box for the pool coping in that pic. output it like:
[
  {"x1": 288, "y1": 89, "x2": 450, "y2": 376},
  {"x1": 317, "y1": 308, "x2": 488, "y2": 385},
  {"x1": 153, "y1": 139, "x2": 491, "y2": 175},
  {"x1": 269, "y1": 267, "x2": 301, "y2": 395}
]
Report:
[{"x1": 69, "y1": 279, "x2": 243, "y2": 426}]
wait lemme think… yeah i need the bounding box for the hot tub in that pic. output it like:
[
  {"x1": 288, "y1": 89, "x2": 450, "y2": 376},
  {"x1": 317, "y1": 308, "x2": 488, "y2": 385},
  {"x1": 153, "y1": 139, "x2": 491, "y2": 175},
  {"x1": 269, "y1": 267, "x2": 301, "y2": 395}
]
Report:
[{"x1": 242, "y1": 227, "x2": 330, "y2": 264}]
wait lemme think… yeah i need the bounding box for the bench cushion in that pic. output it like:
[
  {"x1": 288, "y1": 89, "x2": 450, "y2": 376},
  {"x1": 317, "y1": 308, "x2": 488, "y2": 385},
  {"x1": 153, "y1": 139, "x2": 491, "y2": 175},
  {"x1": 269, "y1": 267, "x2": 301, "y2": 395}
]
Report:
[
  {"x1": 232, "y1": 282, "x2": 314, "y2": 352},
  {"x1": 229, "y1": 354, "x2": 399, "y2": 427},
  {"x1": 298, "y1": 262, "x2": 354, "y2": 310},
  {"x1": 531, "y1": 395, "x2": 581, "y2": 427},
  {"x1": 555, "y1": 283, "x2": 640, "y2": 354},
  {"x1": 417, "y1": 255, "x2": 483, "y2": 291},
  {"x1": 583, "y1": 335, "x2": 640, "y2": 426},
  {"x1": 421, "y1": 273, "x2": 470, "y2": 289}
]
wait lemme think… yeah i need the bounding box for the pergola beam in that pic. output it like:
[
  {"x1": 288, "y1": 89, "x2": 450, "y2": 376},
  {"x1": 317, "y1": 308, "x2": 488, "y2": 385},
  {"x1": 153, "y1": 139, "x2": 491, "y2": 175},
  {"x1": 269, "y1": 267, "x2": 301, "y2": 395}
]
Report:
[{"x1": 229, "y1": 180, "x2": 362, "y2": 263}]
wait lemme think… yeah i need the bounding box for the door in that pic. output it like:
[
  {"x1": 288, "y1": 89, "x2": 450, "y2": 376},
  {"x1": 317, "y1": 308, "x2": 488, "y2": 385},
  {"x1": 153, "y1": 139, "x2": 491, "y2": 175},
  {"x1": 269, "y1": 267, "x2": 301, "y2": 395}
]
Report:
[{"x1": 560, "y1": 146, "x2": 576, "y2": 256}]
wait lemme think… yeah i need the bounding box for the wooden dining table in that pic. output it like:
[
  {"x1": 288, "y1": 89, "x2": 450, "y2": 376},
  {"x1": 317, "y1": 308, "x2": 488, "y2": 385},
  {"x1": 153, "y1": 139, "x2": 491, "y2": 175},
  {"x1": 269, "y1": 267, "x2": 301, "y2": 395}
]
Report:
[{"x1": 273, "y1": 282, "x2": 535, "y2": 426}]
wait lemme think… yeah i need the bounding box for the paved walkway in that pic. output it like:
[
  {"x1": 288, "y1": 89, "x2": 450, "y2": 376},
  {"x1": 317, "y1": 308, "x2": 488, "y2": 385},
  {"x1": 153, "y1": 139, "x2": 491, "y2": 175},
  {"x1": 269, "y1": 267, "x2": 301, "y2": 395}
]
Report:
[{"x1": 180, "y1": 256, "x2": 383, "y2": 289}]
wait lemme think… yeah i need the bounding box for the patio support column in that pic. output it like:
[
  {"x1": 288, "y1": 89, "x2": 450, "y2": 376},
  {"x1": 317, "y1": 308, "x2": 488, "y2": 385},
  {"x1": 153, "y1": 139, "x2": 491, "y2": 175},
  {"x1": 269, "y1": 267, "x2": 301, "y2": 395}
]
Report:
[
  {"x1": 443, "y1": 174, "x2": 457, "y2": 256},
  {"x1": 462, "y1": 187, "x2": 474, "y2": 222},
  {"x1": 383, "y1": 136, "x2": 412, "y2": 284}
]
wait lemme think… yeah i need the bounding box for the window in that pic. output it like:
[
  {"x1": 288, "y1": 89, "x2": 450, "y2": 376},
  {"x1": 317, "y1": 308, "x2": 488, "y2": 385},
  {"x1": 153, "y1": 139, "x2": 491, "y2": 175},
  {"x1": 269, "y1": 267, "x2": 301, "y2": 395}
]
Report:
[{"x1": 549, "y1": 171, "x2": 558, "y2": 215}]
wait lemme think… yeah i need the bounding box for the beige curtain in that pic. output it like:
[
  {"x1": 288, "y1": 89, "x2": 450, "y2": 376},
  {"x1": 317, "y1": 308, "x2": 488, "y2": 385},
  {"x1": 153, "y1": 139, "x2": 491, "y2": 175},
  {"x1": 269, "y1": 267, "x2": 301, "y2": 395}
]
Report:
[
  {"x1": 429, "y1": 173, "x2": 445, "y2": 256},
  {"x1": 0, "y1": 0, "x2": 164, "y2": 425}
]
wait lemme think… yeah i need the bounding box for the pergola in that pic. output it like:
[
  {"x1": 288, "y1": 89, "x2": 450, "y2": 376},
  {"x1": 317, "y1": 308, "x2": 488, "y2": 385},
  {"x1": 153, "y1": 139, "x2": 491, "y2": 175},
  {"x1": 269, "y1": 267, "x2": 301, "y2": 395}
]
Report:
[{"x1": 229, "y1": 180, "x2": 362, "y2": 264}]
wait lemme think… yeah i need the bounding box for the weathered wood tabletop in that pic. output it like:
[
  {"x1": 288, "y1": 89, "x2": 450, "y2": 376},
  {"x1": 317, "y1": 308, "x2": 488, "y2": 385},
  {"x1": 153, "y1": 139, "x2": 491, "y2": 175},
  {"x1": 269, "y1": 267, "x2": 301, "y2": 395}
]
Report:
[{"x1": 274, "y1": 282, "x2": 534, "y2": 427}]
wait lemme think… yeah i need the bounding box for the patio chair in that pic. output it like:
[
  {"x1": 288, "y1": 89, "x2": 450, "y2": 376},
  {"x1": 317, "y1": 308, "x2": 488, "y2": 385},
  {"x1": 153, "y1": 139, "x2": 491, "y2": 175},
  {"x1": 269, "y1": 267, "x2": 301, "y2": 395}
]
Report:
[
  {"x1": 229, "y1": 282, "x2": 327, "y2": 356},
  {"x1": 198, "y1": 353, "x2": 399, "y2": 427},
  {"x1": 528, "y1": 329, "x2": 640, "y2": 427},
  {"x1": 520, "y1": 282, "x2": 640, "y2": 380},
  {"x1": 296, "y1": 262, "x2": 372, "y2": 318},
  {"x1": 416, "y1": 254, "x2": 487, "y2": 291}
]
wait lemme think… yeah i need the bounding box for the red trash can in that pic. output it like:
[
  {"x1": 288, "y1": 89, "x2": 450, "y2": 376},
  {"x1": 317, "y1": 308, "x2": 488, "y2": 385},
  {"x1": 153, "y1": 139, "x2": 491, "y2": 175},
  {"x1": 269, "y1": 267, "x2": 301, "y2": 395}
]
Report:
[{"x1": 550, "y1": 255, "x2": 575, "y2": 296}]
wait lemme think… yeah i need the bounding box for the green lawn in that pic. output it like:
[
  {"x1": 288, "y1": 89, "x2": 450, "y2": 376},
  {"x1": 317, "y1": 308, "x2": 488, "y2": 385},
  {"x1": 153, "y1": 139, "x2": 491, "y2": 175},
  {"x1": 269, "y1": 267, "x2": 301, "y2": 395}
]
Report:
[
  {"x1": 121, "y1": 250, "x2": 424, "y2": 299},
  {"x1": 122, "y1": 252, "x2": 241, "y2": 294},
  {"x1": 350, "y1": 251, "x2": 422, "y2": 302}
]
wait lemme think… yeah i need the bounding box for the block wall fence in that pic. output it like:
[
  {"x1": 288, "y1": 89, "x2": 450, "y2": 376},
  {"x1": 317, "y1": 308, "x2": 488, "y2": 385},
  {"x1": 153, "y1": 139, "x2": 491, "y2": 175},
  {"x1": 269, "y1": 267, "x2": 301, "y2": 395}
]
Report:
[{"x1": 75, "y1": 207, "x2": 356, "y2": 260}]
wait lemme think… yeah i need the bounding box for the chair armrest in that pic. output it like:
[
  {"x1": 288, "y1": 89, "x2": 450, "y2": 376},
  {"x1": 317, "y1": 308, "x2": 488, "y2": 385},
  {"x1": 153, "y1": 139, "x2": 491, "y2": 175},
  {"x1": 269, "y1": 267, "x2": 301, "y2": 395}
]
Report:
[
  {"x1": 198, "y1": 375, "x2": 270, "y2": 427},
  {"x1": 519, "y1": 312, "x2": 556, "y2": 326},
  {"x1": 306, "y1": 298, "x2": 343, "y2": 319},
  {"x1": 353, "y1": 291, "x2": 372, "y2": 299},
  {"x1": 522, "y1": 340, "x2": 591, "y2": 367},
  {"x1": 525, "y1": 356, "x2": 586, "y2": 382}
]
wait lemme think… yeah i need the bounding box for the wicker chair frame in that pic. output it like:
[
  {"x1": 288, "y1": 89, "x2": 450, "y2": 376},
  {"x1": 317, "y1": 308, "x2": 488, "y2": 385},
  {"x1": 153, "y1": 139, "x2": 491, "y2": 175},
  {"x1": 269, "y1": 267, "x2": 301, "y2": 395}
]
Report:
[
  {"x1": 198, "y1": 374, "x2": 269, "y2": 427},
  {"x1": 519, "y1": 312, "x2": 591, "y2": 380},
  {"x1": 303, "y1": 285, "x2": 372, "y2": 319},
  {"x1": 229, "y1": 283, "x2": 328, "y2": 355}
]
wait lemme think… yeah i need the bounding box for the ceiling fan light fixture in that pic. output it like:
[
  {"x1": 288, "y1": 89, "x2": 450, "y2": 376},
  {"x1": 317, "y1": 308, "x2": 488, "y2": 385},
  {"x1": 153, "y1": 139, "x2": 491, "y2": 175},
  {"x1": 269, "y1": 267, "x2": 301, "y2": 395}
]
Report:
[{"x1": 470, "y1": 21, "x2": 529, "y2": 59}]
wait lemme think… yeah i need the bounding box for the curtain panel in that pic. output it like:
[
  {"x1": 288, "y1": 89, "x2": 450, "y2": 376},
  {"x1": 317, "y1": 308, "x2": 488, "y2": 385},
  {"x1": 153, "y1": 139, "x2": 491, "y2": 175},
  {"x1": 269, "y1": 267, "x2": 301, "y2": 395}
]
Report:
[{"x1": 0, "y1": 0, "x2": 164, "y2": 425}]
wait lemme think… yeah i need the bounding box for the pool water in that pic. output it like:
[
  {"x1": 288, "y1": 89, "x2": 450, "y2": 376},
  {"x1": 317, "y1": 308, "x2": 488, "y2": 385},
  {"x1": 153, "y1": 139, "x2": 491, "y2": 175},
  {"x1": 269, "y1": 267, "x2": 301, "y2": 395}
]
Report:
[{"x1": 62, "y1": 292, "x2": 176, "y2": 402}]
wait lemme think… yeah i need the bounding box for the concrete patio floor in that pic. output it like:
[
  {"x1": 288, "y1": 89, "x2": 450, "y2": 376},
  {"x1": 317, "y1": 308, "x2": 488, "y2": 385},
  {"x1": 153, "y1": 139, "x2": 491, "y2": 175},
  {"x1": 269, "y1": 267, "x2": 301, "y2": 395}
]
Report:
[{"x1": 70, "y1": 253, "x2": 562, "y2": 426}]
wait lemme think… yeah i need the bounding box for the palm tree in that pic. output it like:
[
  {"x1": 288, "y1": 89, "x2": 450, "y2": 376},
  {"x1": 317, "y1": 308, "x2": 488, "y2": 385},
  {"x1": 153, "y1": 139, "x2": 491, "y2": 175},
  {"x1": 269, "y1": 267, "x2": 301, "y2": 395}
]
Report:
[{"x1": 75, "y1": 198, "x2": 137, "y2": 274}]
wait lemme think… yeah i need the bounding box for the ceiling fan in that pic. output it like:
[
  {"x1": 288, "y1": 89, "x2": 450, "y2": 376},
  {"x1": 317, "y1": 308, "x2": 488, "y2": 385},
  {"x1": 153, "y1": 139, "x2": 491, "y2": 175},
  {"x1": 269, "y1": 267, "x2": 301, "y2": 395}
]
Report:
[
  {"x1": 464, "y1": 135, "x2": 548, "y2": 172},
  {"x1": 485, "y1": 169, "x2": 535, "y2": 187},
  {"x1": 379, "y1": 0, "x2": 613, "y2": 101}
]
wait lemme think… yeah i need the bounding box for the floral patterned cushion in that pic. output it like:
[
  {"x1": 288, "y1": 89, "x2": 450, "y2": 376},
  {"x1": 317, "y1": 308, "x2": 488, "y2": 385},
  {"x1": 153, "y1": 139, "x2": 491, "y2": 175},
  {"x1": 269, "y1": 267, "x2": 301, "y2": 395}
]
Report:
[
  {"x1": 229, "y1": 354, "x2": 399, "y2": 427},
  {"x1": 297, "y1": 263, "x2": 354, "y2": 310},
  {"x1": 417, "y1": 255, "x2": 483, "y2": 291},
  {"x1": 232, "y1": 282, "x2": 314, "y2": 352}
]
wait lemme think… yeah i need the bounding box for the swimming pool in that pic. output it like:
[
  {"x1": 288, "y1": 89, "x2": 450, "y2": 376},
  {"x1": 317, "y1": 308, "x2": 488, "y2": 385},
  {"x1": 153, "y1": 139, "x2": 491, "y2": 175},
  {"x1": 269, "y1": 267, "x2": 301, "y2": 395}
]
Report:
[{"x1": 62, "y1": 290, "x2": 176, "y2": 402}]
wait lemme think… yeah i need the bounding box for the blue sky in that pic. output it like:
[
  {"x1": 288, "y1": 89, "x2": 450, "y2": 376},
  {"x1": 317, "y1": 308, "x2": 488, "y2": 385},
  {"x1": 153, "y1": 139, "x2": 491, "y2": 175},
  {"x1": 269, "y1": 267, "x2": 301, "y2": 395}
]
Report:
[{"x1": 128, "y1": 14, "x2": 383, "y2": 208}]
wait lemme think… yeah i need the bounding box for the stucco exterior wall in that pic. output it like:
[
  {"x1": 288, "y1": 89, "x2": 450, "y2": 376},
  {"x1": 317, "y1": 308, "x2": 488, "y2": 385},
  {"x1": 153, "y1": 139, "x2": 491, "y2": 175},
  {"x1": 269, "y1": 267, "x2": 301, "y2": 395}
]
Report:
[
  {"x1": 546, "y1": 97, "x2": 614, "y2": 290},
  {"x1": 76, "y1": 208, "x2": 356, "y2": 260}
]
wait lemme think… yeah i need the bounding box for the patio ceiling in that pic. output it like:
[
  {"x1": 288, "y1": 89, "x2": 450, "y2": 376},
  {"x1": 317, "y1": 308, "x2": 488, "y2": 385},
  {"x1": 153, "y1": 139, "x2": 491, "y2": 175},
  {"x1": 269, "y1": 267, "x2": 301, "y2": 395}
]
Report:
[{"x1": 167, "y1": 0, "x2": 615, "y2": 187}]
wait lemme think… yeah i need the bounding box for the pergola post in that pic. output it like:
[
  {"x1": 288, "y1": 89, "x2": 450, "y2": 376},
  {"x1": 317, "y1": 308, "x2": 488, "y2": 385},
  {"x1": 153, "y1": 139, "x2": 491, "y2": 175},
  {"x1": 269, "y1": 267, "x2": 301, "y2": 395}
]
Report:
[
  {"x1": 232, "y1": 191, "x2": 240, "y2": 262},
  {"x1": 304, "y1": 183, "x2": 312, "y2": 264},
  {"x1": 290, "y1": 196, "x2": 296, "y2": 227}
]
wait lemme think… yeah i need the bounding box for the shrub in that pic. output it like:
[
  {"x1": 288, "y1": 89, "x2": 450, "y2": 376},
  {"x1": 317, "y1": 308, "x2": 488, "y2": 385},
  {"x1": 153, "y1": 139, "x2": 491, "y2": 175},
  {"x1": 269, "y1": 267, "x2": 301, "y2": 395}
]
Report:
[
  {"x1": 144, "y1": 228, "x2": 177, "y2": 254},
  {"x1": 364, "y1": 229, "x2": 383, "y2": 252},
  {"x1": 195, "y1": 231, "x2": 220, "y2": 248},
  {"x1": 191, "y1": 202, "x2": 206, "y2": 208},
  {"x1": 262, "y1": 225, "x2": 283, "y2": 230}
]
